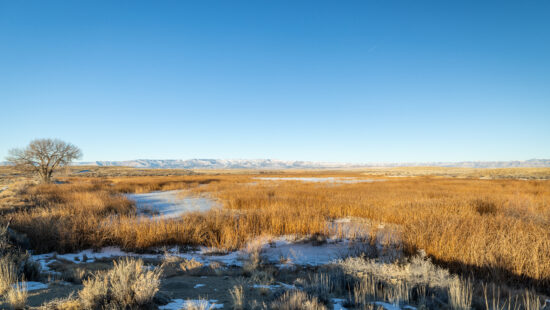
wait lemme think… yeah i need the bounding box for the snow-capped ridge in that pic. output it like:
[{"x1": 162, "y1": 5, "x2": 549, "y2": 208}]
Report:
[{"x1": 66, "y1": 158, "x2": 550, "y2": 169}]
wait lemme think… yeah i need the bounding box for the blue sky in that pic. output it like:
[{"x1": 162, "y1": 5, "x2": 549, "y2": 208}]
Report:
[{"x1": 1, "y1": 1, "x2": 549, "y2": 163}]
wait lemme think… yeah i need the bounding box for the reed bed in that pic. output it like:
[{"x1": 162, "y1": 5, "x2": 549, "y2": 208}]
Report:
[
  {"x1": 2, "y1": 172, "x2": 549, "y2": 289},
  {"x1": 199, "y1": 176, "x2": 550, "y2": 285}
]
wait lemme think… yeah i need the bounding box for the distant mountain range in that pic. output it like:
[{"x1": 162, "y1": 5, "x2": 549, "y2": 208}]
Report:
[
  {"x1": 72, "y1": 159, "x2": 355, "y2": 169},
  {"x1": 2, "y1": 158, "x2": 549, "y2": 169},
  {"x1": 70, "y1": 158, "x2": 550, "y2": 169}
]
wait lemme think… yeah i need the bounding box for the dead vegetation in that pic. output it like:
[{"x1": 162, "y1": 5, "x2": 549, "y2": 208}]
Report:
[
  {"x1": 5, "y1": 281, "x2": 28, "y2": 310},
  {"x1": 48, "y1": 258, "x2": 163, "y2": 310},
  {"x1": 0, "y1": 223, "x2": 41, "y2": 309},
  {"x1": 270, "y1": 290, "x2": 327, "y2": 310},
  {"x1": 0, "y1": 168, "x2": 549, "y2": 296}
]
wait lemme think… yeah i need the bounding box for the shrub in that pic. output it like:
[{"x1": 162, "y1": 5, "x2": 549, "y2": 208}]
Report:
[
  {"x1": 270, "y1": 290, "x2": 327, "y2": 310},
  {"x1": 229, "y1": 285, "x2": 245, "y2": 310},
  {"x1": 0, "y1": 255, "x2": 17, "y2": 295},
  {"x1": 78, "y1": 258, "x2": 161, "y2": 309},
  {"x1": 473, "y1": 198, "x2": 498, "y2": 216},
  {"x1": 180, "y1": 258, "x2": 203, "y2": 272},
  {"x1": 6, "y1": 281, "x2": 27, "y2": 310},
  {"x1": 448, "y1": 278, "x2": 473, "y2": 310},
  {"x1": 38, "y1": 294, "x2": 82, "y2": 310}
]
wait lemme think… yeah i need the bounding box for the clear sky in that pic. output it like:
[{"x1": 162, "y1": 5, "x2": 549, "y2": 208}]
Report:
[{"x1": 1, "y1": 1, "x2": 549, "y2": 163}]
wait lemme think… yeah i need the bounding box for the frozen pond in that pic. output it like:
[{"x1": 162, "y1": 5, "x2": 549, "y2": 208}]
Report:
[
  {"x1": 255, "y1": 177, "x2": 384, "y2": 184},
  {"x1": 126, "y1": 190, "x2": 219, "y2": 218}
]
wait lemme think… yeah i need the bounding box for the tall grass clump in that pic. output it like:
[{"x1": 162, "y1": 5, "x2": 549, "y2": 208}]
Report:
[
  {"x1": 5, "y1": 181, "x2": 135, "y2": 253},
  {"x1": 229, "y1": 285, "x2": 245, "y2": 310},
  {"x1": 270, "y1": 290, "x2": 327, "y2": 310},
  {"x1": 448, "y1": 278, "x2": 473, "y2": 310},
  {"x1": 3, "y1": 173, "x2": 550, "y2": 289},
  {"x1": 78, "y1": 258, "x2": 161, "y2": 309},
  {"x1": 336, "y1": 255, "x2": 476, "y2": 309},
  {"x1": 0, "y1": 255, "x2": 18, "y2": 296},
  {"x1": 5, "y1": 281, "x2": 28, "y2": 310},
  {"x1": 483, "y1": 285, "x2": 548, "y2": 310}
]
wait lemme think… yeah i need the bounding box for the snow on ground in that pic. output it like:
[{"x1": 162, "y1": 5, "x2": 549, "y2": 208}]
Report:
[
  {"x1": 332, "y1": 298, "x2": 347, "y2": 310},
  {"x1": 253, "y1": 284, "x2": 280, "y2": 290},
  {"x1": 255, "y1": 177, "x2": 384, "y2": 184},
  {"x1": 32, "y1": 237, "x2": 356, "y2": 271},
  {"x1": 33, "y1": 246, "x2": 245, "y2": 272},
  {"x1": 327, "y1": 218, "x2": 401, "y2": 245},
  {"x1": 32, "y1": 236, "x2": 361, "y2": 272},
  {"x1": 193, "y1": 284, "x2": 206, "y2": 288},
  {"x1": 32, "y1": 219, "x2": 396, "y2": 273},
  {"x1": 252, "y1": 282, "x2": 296, "y2": 290},
  {"x1": 259, "y1": 237, "x2": 362, "y2": 267},
  {"x1": 13, "y1": 281, "x2": 48, "y2": 291},
  {"x1": 159, "y1": 299, "x2": 223, "y2": 310},
  {"x1": 126, "y1": 190, "x2": 219, "y2": 218},
  {"x1": 374, "y1": 302, "x2": 409, "y2": 310},
  {"x1": 32, "y1": 228, "x2": 394, "y2": 273}
]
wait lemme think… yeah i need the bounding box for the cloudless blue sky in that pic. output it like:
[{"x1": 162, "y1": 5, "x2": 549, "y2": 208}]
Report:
[{"x1": 1, "y1": 1, "x2": 549, "y2": 163}]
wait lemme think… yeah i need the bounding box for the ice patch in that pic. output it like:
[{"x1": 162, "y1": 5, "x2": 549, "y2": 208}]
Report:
[
  {"x1": 33, "y1": 247, "x2": 157, "y2": 271},
  {"x1": 253, "y1": 282, "x2": 295, "y2": 291},
  {"x1": 278, "y1": 282, "x2": 296, "y2": 290},
  {"x1": 374, "y1": 302, "x2": 400, "y2": 310},
  {"x1": 332, "y1": 298, "x2": 347, "y2": 310},
  {"x1": 253, "y1": 284, "x2": 280, "y2": 290},
  {"x1": 333, "y1": 218, "x2": 352, "y2": 223},
  {"x1": 33, "y1": 246, "x2": 245, "y2": 272},
  {"x1": 260, "y1": 237, "x2": 360, "y2": 267},
  {"x1": 160, "y1": 299, "x2": 223, "y2": 309},
  {"x1": 32, "y1": 234, "x2": 377, "y2": 275},
  {"x1": 126, "y1": 190, "x2": 219, "y2": 218},
  {"x1": 13, "y1": 281, "x2": 48, "y2": 291}
]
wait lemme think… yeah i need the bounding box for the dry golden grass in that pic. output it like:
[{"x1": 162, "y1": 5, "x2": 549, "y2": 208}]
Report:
[
  {"x1": 270, "y1": 290, "x2": 327, "y2": 310},
  {"x1": 1, "y1": 170, "x2": 549, "y2": 289},
  {"x1": 0, "y1": 256, "x2": 17, "y2": 295},
  {"x1": 5, "y1": 281, "x2": 27, "y2": 310},
  {"x1": 200, "y1": 176, "x2": 550, "y2": 285},
  {"x1": 5, "y1": 181, "x2": 134, "y2": 253},
  {"x1": 355, "y1": 166, "x2": 550, "y2": 179},
  {"x1": 75, "y1": 257, "x2": 161, "y2": 309},
  {"x1": 229, "y1": 284, "x2": 245, "y2": 310}
]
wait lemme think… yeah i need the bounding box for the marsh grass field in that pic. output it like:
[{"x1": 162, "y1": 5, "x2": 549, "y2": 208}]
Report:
[{"x1": 1, "y1": 166, "x2": 549, "y2": 309}]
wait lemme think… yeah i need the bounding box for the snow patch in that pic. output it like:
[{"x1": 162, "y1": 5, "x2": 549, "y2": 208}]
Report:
[
  {"x1": 374, "y1": 302, "x2": 401, "y2": 310},
  {"x1": 194, "y1": 283, "x2": 206, "y2": 288},
  {"x1": 126, "y1": 190, "x2": 219, "y2": 218},
  {"x1": 260, "y1": 237, "x2": 360, "y2": 267},
  {"x1": 13, "y1": 281, "x2": 48, "y2": 291},
  {"x1": 252, "y1": 281, "x2": 295, "y2": 291},
  {"x1": 33, "y1": 246, "x2": 245, "y2": 272},
  {"x1": 332, "y1": 298, "x2": 347, "y2": 310},
  {"x1": 253, "y1": 284, "x2": 280, "y2": 290},
  {"x1": 32, "y1": 234, "x2": 380, "y2": 275},
  {"x1": 159, "y1": 299, "x2": 223, "y2": 309}
]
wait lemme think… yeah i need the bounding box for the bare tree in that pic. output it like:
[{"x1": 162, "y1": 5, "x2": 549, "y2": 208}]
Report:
[{"x1": 6, "y1": 138, "x2": 82, "y2": 183}]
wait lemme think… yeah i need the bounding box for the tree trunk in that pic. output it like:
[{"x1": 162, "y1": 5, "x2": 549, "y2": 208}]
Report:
[{"x1": 44, "y1": 169, "x2": 53, "y2": 183}]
